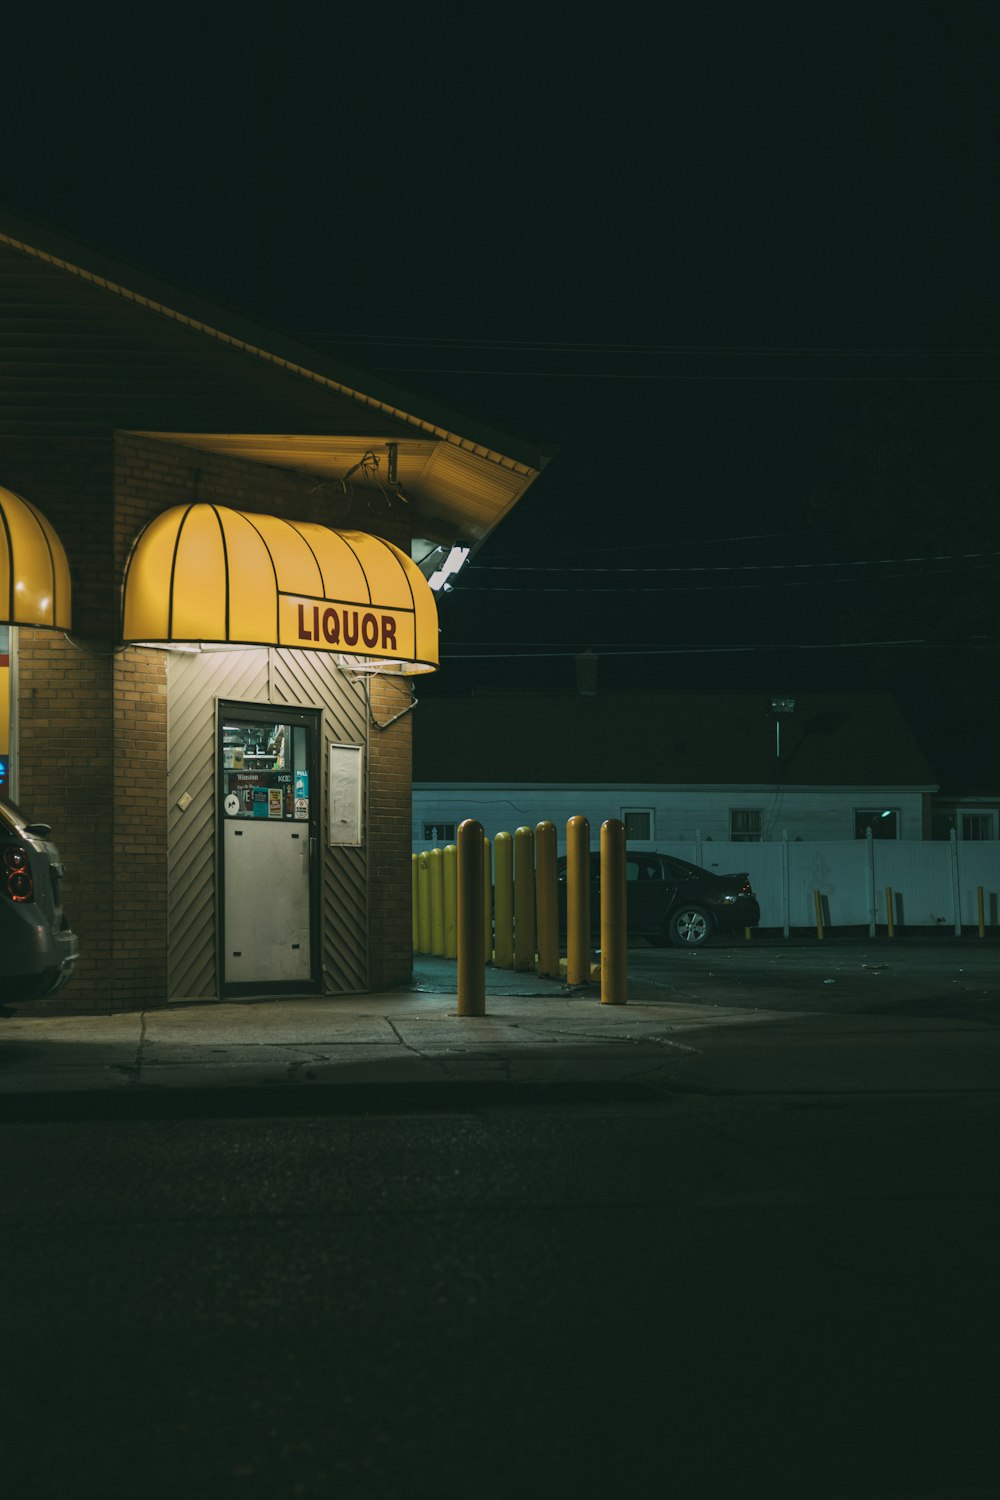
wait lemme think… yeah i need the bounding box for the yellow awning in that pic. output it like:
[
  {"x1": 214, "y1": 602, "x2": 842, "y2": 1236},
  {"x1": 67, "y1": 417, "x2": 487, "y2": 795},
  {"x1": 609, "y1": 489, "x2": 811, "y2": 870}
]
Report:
[
  {"x1": 0, "y1": 485, "x2": 73, "y2": 630},
  {"x1": 122, "y1": 504, "x2": 439, "y2": 673}
]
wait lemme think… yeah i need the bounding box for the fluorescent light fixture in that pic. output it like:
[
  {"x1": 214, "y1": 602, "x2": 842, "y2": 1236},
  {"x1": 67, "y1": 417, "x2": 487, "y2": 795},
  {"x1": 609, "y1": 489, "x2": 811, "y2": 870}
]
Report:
[
  {"x1": 129, "y1": 641, "x2": 259, "y2": 654},
  {"x1": 130, "y1": 641, "x2": 202, "y2": 653},
  {"x1": 427, "y1": 544, "x2": 470, "y2": 593}
]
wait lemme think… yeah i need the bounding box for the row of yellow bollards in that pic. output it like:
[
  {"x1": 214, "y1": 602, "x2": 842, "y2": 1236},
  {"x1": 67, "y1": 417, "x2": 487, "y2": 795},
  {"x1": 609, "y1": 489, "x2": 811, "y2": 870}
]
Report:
[{"x1": 412, "y1": 816, "x2": 628, "y2": 1014}]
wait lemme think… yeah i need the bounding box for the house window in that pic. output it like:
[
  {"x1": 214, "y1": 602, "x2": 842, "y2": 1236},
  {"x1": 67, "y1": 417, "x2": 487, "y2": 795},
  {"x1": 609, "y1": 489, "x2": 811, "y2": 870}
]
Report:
[
  {"x1": 855, "y1": 808, "x2": 899, "y2": 840},
  {"x1": 730, "y1": 809, "x2": 762, "y2": 843},
  {"x1": 623, "y1": 808, "x2": 653, "y2": 840},
  {"x1": 422, "y1": 822, "x2": 456, "y2": 843},
  {"x1": 961, "y1": 812, "x2": 997, "y2": 841}
]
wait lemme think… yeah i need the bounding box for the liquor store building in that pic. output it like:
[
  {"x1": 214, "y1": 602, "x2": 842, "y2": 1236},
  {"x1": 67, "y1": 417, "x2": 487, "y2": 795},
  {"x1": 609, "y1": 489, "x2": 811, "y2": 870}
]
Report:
[{"x1": 0, "y1": 209, "x2": 547, "y2": 1009}]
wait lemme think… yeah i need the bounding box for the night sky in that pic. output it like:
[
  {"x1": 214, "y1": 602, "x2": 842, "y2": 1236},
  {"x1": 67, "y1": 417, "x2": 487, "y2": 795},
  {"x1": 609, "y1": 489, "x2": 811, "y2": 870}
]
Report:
[{"x1": 4, "y1": 4, "x2": 1000, "y2": 785}]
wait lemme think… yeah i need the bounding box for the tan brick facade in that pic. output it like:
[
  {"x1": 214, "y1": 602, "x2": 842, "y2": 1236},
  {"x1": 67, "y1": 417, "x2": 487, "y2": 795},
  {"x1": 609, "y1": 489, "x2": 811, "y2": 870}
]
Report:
[{"x1": 366, "y1": 673, "x2": 415, "y2": 991}]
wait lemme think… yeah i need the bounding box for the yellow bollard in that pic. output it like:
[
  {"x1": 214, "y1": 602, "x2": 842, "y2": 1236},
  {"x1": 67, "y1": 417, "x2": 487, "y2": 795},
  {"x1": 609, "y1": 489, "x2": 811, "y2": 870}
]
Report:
[
  {"x1": 600, "y1": 818, "x2": 627, "y2": 1005},
  {"x1": 885, "y1": 886, "x2": 895, "y2": 938},
  {"x1": 483, "y1": 837, "x2": 493, "y2": 962},
  {"x1": 813, "y1": 889, "x2": 824, "y2": 940},
  {"x1": 535, "y1": 821, "x2": 559, "y2": 978},
  {"x1": 978, "y1": 885, "x2": 985, "y2": 938},
  {"x1": 493, "y1": 831, "x2": 514, "y2": 969},
  {"x1": 443, "y1": 844, "x2": 458, "y2": 958},
  {"x1": 565, "y1": 814, "x2": 591, "y2": 985},
  {"x1": 513, "y1": 826, "x2": 536, "y2": 972},
  {"x1": 417, "y1": 851, "x2": 432, "y2": 955},
  {"x1": 411, "y1": 854, "x2": 420, "y2": 952},
  {"x1": 429, "y1": 847, "x2": 445, "y2": 956},
  {"x1": 457, "y1": 819, "x2": 486, "y2": 1016}
]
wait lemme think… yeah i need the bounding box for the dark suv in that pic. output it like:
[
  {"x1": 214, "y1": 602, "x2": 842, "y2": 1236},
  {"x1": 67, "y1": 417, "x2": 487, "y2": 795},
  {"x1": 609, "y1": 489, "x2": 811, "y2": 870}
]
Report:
[{"x1": 0, "y1": 797, "x2": 79, "y2": 1001}]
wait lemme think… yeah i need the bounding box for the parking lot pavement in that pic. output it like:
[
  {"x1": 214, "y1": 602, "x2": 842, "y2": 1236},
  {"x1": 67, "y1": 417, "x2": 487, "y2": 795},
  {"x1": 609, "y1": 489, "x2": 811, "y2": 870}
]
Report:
[{"x1": 624, "y1": 936, "x2": 1000, "y2": 1018}]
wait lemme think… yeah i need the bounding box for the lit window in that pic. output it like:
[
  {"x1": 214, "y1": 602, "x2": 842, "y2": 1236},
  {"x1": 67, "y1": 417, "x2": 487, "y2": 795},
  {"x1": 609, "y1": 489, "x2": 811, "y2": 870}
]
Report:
[{"x1": 730, "y1": 809, "x2": 762, "y2": 843}]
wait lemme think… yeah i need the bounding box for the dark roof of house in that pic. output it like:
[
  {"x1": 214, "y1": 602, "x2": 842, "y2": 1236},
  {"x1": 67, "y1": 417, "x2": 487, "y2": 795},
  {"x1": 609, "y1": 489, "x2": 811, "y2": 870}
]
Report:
[{"x1": 413, "y1": 692, "x2": 939, "y2": 788}]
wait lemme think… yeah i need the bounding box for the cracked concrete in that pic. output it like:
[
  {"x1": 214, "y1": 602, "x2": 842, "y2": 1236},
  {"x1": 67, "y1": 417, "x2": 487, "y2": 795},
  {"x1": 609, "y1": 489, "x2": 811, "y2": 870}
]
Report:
[{"x1": 3, "y1": 948, "x2": 998, "y2": 1105}]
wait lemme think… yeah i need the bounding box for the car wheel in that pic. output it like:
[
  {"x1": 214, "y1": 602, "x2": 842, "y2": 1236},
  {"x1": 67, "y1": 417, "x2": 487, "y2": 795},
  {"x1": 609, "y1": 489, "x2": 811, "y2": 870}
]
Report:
[{"x1": 668, "y1": 905, "x2": 712, "y2": 947}]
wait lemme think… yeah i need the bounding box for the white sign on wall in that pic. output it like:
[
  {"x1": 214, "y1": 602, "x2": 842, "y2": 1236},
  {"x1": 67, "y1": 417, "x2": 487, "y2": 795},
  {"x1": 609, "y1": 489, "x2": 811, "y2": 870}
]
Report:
[{"x1": 329, "y1": 742, "x2": 363, "y2": 846}]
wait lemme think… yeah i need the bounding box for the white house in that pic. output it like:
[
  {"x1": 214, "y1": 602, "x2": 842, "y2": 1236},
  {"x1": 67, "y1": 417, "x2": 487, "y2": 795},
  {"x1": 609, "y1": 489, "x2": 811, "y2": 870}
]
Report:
[{"x1": 412, "y1": 689, "x2": 938, "y2": 849}]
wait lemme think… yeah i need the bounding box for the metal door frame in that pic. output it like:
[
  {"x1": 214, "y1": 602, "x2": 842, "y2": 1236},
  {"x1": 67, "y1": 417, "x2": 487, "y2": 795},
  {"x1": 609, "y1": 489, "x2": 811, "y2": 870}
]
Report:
[{"x1": 216, "y1": 698, "x2": 323, "y2": 998}]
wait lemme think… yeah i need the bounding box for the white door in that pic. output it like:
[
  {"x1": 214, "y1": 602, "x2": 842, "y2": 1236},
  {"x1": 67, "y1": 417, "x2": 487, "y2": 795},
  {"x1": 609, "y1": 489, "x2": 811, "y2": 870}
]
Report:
[{"x1": 223, "y1": 820, "x2": 311, "y2": 983}]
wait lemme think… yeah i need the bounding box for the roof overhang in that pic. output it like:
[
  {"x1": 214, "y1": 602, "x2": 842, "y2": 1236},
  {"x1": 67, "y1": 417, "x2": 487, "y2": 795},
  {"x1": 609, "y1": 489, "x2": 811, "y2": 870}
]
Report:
[
  {"x1": 128, "y1": 432, "x2": 538, "y2": 548},
  {"x1": 122, "y1": 504, "x2": 438, "y2": 674},
  {"x1": 0, "y1": 485, "x2": 73, "y2": 630}
]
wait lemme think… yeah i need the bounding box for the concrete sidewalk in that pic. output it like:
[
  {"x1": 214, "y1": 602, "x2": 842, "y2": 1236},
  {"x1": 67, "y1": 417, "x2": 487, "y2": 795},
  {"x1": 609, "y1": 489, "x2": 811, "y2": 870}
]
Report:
[
  {"x1": 3, "y1": 953, "x2": 999, "y2": 1111},
  {"x1": 0, "y1": 959, "x2": 753, "y2": 1103}
]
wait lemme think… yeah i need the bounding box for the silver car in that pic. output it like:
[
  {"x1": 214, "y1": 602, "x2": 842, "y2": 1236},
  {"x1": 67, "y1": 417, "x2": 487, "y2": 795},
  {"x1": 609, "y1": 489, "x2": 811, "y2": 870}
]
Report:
[{"x1": 0, "y1": 797, "x2": 79, "y2": 1002}]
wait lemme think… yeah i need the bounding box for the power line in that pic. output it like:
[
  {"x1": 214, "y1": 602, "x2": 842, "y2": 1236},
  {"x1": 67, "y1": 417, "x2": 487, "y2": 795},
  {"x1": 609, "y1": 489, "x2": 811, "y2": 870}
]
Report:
[
  {"x1": 295, "y1": 333, "x2": 1000, "y2": 359},
  {"x1": 448, "y1": 562, "x2": 998, "y2": 595},
  {"x1": 375, "y1": 367, "x2": 1000, "y2": 384},
  {"x1": 467, "y1": 548, "x2": 1000, "y2": 578},
  {"x1": 481, "y1": 526, "x2": 841, "y2": 560},
  {"x1": 439, "y1": 639, "x2": 996, "y2": 660}
]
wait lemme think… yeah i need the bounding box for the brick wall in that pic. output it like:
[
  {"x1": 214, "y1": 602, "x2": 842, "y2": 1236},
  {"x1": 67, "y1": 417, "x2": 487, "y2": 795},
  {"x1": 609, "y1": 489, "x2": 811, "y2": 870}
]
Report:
[
  {"x1": 1, "y1": 438, "x2": 116, "y2": 1006},
  {"x1": 366, "y1": 673, "x2": 415, "y2": 990}
]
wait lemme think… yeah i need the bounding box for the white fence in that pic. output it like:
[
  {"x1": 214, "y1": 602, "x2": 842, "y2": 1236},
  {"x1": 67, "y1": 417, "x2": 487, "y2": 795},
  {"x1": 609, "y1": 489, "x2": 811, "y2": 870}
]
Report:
[
  {"x1": 412, "y1": 830, "x2": 1000, "y2": 934},
  {"x1": 694, "y1": 834, "x2": 999, "y2": 934}
]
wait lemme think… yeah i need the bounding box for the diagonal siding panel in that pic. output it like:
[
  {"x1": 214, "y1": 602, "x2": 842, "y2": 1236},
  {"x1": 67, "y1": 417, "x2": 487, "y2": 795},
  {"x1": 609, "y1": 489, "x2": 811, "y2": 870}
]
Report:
[
  {"x1": 269, "y1": 648, "x2": 369, "y2": 993},
  {"x1": 168, "y1": 648, "x2": 268, "y2": 998},
  {"x1": 167, "y1": 646, "x2": 370, "y2": 999}
]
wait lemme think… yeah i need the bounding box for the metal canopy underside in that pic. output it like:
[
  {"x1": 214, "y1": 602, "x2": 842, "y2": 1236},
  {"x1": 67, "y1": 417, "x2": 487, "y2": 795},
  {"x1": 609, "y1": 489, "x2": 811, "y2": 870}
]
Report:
[{"x1": 129, "y1": 432, "x2": 534, "y2": 546}]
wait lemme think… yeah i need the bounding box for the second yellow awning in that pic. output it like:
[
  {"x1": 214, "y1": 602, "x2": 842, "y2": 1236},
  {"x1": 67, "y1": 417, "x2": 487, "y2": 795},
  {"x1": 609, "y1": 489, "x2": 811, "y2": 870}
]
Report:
[{"x1": 0, "y1": 485, "x2": 73, "y2": 630}]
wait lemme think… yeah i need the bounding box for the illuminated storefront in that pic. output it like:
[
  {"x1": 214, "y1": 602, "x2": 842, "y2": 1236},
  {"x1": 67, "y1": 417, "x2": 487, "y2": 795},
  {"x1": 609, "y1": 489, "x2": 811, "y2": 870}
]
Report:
[
  {"x1": 118, "y1": 504, "x2": 439, "y2": 998},
  {"x1": 0, "y1": 206, "x2": 549, "y2": 1009}
]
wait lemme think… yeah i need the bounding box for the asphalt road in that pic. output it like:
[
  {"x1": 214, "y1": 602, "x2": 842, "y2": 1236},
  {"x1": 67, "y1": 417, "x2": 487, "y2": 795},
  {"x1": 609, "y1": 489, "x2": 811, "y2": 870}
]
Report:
[
  {"x1": 625, "y1": 936, "x2": 1000, "y2": 1019},
  {"x1": 3, "y1": 1068, "x2": 998, "y2": 1499}
]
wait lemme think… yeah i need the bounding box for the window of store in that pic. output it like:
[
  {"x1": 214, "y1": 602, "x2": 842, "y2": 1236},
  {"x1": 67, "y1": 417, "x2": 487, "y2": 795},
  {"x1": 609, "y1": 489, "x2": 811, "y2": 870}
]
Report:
[
  {"x1": 730, "y1": 808, "x2": 762, "y2": 842},
  {"x1": 855, "y1": 808, "x2": 899, "y2": 839}
]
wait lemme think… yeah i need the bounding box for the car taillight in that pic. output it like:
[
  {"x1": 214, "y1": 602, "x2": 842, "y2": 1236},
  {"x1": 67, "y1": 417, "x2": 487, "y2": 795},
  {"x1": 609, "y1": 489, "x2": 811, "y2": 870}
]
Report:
[
  {"x1": 739, "y1": 878, "x2": 753, "y2": 896},
  {"x1": 3, "y1": 844, "x2": 34, "y2": 901}
]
